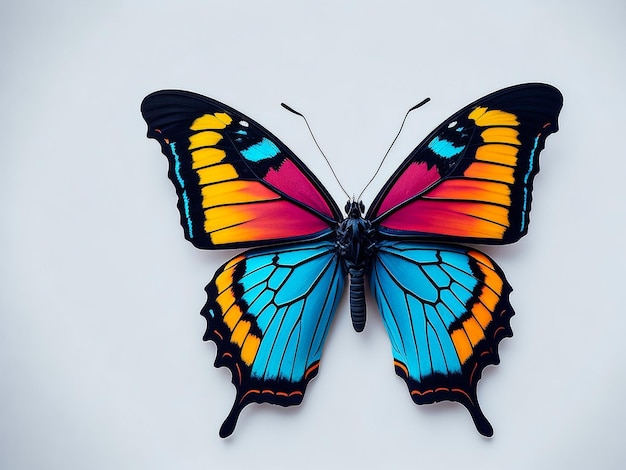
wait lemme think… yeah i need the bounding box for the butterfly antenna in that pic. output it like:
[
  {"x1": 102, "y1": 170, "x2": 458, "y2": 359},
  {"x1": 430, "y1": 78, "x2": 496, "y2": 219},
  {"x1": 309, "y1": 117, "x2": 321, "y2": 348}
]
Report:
[
  {"x1": 281, "y1": 103, "x2": 351, "y2": 200},
  {"x1": 357, "y1": 97, "x2": 431, "y2": 201}
]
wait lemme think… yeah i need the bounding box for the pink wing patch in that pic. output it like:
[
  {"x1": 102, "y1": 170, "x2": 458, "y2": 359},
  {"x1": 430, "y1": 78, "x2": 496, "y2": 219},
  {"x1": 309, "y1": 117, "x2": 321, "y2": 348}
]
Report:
[
  {"x1": 375, "y1": 162, "x2": 441, "y2": 216},
  {"x1": 264, "y1": 159, "x2": 336, "y2": 220},
  {"x1": 377, "y1": 200, "x2": 508, "y2": 239}
]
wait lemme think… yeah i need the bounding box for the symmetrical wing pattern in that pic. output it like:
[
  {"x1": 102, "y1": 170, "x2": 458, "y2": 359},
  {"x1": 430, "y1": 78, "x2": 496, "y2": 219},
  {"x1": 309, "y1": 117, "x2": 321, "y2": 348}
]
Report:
[{"x1": 142, "y1": 83, "x2": 562, "y2": 438}]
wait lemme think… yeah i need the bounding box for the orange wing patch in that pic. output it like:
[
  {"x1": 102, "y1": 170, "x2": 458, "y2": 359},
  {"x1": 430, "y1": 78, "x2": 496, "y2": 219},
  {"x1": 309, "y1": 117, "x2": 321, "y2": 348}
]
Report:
[
  {"x1": 212, "y1": 256, "x2": 261, "y2": 367},
  {"x1": 450, "y1": 250, "x2": 506, "y2": 365}
]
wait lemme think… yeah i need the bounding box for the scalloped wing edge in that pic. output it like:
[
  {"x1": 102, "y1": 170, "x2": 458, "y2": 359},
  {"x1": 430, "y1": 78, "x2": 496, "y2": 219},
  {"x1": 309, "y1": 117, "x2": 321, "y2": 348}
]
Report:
[
  {"x1": 200, "y1": 266, "x2": 322, "y2": 438},
  {"x1": 394, "y1": 274, "x2": 514, "y2": 437}
]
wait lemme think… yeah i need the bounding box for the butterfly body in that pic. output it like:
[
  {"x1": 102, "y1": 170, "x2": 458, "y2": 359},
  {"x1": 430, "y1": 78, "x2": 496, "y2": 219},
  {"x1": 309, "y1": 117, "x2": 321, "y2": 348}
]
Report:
[
  {"x1": 336, "y1": 200, "x2": 376, "y2": 332},
  {"x1": 141, "y1": 84, "x2": 563, "y2": 438}
]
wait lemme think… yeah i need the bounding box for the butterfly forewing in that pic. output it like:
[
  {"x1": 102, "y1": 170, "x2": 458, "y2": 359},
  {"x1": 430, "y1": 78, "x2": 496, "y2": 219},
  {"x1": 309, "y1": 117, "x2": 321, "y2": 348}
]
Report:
[
  {"x1": 368, "y1": 83, "x2": 563, "y2": 244},
  {"x1": 141, "y1": 90, "x2": 342, "y2": 250}
]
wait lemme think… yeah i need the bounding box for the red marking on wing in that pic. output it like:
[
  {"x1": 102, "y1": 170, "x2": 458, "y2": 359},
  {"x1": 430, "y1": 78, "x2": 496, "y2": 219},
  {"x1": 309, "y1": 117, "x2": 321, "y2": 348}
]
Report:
[
  {"x1": 264, "y1": 159, "x2": 335, "y2": 219},
  {"x1": 240, "y1": 389, "x2": 305, "y2": 402},
  {"x1": 376, "y1": 162, "x2": 441, "y2": 215},
  {"x1": 380, "y1": 200, "x2": 507, "y2": 239}
]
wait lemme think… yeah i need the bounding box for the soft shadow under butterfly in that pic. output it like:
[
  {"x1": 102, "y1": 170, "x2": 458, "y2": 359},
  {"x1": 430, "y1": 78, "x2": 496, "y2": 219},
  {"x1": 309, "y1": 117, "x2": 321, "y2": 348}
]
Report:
[{"x1": 141, "y1": 84, "x2": 562, "y2": 437}]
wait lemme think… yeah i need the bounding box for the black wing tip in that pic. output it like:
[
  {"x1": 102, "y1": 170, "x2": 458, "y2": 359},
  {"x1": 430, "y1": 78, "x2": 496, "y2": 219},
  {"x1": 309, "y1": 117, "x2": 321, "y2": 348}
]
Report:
[
  {"x1": 140, "y1": 89, "x2": 222, "y2": 130},
  {"x1": 142, "y1": 88, "x2": 204, "y2": 103},
  {"x1": 141, "y1": 89, "x2": 183, "y2": 116},
  {"x1": 494, "y1": 82, "x2": 563, "y2": 98},
  {"x1": 482, "y1": 82, "x2": 563, "y2": 124}
]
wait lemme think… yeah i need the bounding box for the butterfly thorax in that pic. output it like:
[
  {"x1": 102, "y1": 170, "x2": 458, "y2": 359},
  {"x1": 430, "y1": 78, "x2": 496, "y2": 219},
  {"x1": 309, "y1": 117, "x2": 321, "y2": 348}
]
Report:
[{"x1": 336, "y1": 200, "x2": 376, "y2": 332}]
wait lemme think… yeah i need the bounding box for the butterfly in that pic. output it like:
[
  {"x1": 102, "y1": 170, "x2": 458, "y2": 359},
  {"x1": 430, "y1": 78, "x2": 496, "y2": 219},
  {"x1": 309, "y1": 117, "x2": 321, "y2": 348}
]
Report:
[{"x1": 141, "y1": 83, "x2": 563, "y2": 438}]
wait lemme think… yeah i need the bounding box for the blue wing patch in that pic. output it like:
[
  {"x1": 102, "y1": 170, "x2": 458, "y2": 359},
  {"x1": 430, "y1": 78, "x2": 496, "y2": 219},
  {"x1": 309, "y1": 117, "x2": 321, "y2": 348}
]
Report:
[
  {"x1": 202, "y1": 240, "x2": 345, "y2": 437},
  {"x1": 427, "y1": 136, "x2": 466, "y2": 159},
  {"x1": 370, "y1": 240, "x2": 513, "y2": 436},
  {"x1": 240, "y1": 137, "x2": 281, "y2": 162}
]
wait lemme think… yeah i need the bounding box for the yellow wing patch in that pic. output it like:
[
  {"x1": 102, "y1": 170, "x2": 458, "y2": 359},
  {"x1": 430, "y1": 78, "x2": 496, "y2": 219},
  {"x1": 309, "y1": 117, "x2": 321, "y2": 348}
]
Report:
[
  {"x1": 197, "y1": 163, "x2": 238, "y2": 185},
  {"x1": 191, "y1": 112, "x2": 232, "y2": 130},
  {"x1": 480, "y1": 127, "x2": 521, "y2": 146},
  {"x1": 468, "y1": 107, "x2": 519, "y2": 126},
  {"x1": 201, "y1": 180, "x2": 279, "y2": 208},
  {"x1": 189, "y1": 130, "x2": 223, "y2": 150},
  {"x1": 192, "y1": 148, "x2": 227, "y2": 169},
  {"x1": 475, "y1": 144, "x2": 518, "y2": 166}
]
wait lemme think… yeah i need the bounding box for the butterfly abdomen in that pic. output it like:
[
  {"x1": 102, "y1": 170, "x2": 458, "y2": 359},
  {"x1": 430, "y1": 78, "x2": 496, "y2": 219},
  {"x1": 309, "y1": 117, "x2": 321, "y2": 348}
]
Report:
[
  {"x1": 337, "y1": 201, "x2": 376, "y2": 332},
  {"x1": 348, "y1": 267, "x2": 367, "y2": 332}
]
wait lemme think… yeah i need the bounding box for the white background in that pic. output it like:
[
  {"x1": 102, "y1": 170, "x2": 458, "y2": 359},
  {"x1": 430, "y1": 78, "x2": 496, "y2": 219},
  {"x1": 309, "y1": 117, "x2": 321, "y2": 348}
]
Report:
[{"x1": 2, "y1": 1, "x2": 625, "y2": 468}]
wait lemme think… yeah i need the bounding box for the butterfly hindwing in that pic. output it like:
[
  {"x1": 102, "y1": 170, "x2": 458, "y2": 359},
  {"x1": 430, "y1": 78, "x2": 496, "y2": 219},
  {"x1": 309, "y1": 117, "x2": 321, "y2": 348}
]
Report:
[
  {"x1": 370, "y1": 240, "x2": 513, "y2": 436},
  {"x1": 202, "y1": 240, "x2": 345, "y2": 437},
  {"x1": 367, "y1": 83, "x2": 563, "y2": 244},
  {"x1": 141, "y1": 91, "x2": 342, "y2": 249}
]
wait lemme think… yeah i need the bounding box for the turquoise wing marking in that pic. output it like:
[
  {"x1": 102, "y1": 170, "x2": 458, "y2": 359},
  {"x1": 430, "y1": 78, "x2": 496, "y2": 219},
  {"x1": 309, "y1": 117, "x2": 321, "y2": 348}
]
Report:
[
  {"x1": 202, "y1": 240, "x2": 345, "y2": 437},
  {"x1": 370, "y1": 240, "x2": 513, "y2": 437},
  {"x1": 240, "y1": 137, "x2": 281, "y2": 162}
]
